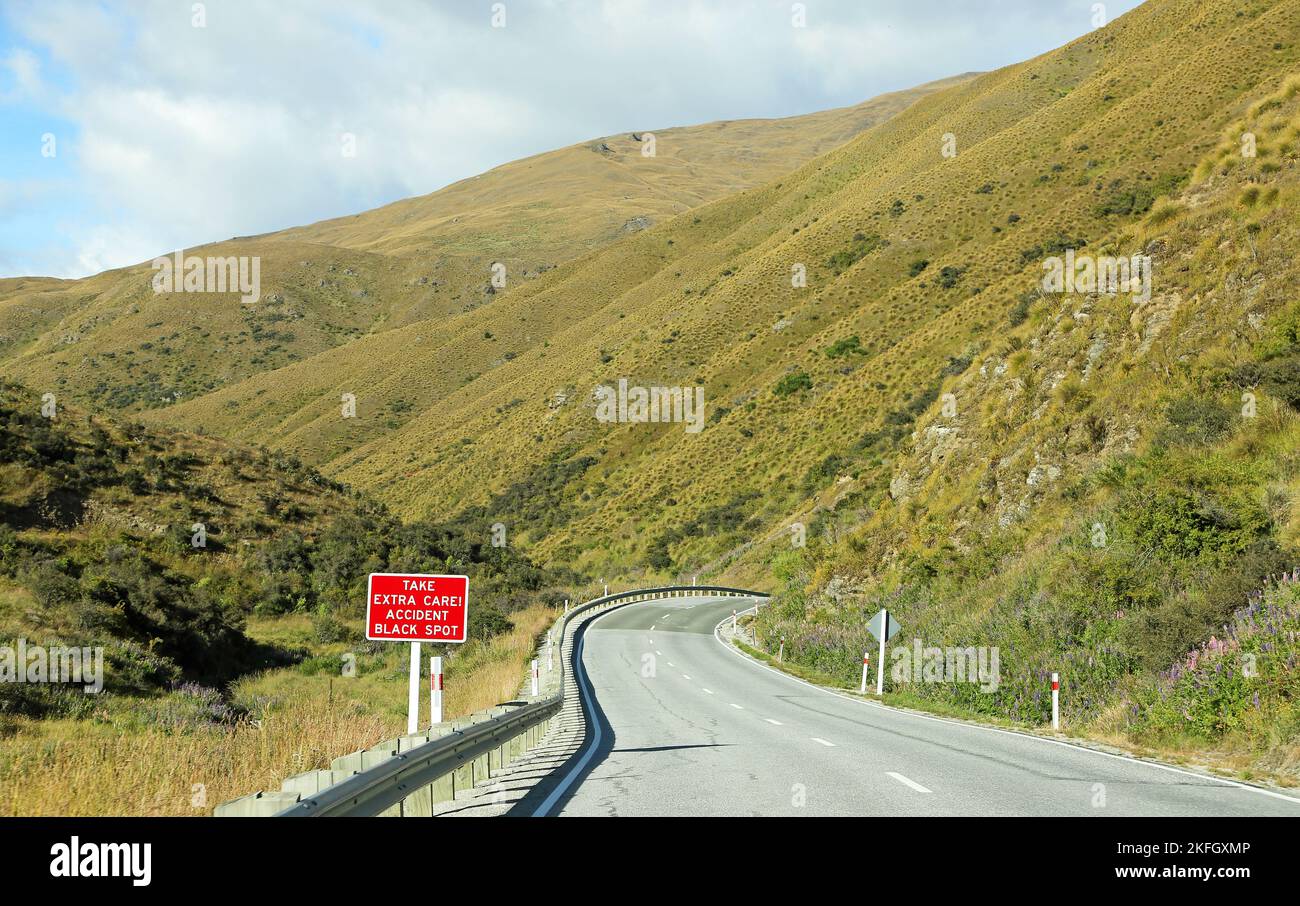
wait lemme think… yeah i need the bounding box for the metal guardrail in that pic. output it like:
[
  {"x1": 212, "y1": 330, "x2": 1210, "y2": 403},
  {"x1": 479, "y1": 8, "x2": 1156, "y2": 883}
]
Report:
[{"x1": 275, "y1": 584, "x2": 769, "y2": 816}]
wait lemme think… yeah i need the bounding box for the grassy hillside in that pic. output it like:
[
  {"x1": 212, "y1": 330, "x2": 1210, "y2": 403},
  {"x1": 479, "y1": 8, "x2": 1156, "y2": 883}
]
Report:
[
  {"x1": 753, "y1": 63, "x2": 1300, "y2": 778},
  {"x1": 151, "y1": 0, "x2": 1298, "y2": 574},
  {"x1": 0, "y1": 77, "x2": 962, "y2": 420}
]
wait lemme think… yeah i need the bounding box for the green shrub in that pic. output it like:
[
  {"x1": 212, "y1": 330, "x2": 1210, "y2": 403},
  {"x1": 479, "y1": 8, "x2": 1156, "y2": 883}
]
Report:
[
  {"x1": 825, "y1": 336, "x2": 864, "y2": 358},
  {"x1": 774, "y1": 371, "x2": 813, "y2": 396}
]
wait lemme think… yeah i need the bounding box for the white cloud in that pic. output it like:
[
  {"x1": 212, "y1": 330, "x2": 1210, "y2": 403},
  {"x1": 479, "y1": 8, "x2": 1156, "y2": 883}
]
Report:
[{"x1": 0, "y1": 0, "x2": 1144, "y2": 278}]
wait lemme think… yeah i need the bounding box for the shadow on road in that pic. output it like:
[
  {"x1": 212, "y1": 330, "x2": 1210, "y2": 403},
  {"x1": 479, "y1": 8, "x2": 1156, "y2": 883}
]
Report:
[{"x1": 506, "y1": 616, "x2": 616, "y2": 816}]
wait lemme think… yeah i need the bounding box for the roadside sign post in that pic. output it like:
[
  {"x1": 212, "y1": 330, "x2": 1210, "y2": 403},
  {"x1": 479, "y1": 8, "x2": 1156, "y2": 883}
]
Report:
[
  {"x1": 860, "y1": 651, "x2": 870, "y2": 694},
  {"x1": 407, "y1": 642, "x2": 422, "y2": 734},
  {"x1": 366, "y1": 572, "x2": 469, "y2": 735},
  {"x1": 867, "y1": 608, "x2": 902, "y2": 696},
  {"x1": 1051, "y1": 672, "x2": 1060, "y2": 730},
  {"x1": 876, "y1": 623, "x2": 886, "y2": 696},
  {"x1": 430, "y1": 656, "x2": 443, "y2": 726}
]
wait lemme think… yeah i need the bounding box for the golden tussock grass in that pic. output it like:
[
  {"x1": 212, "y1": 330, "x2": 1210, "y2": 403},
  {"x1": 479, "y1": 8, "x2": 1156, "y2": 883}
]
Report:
[{"x1": 0, "y1": 604, "x2": 556, "y2": 816}]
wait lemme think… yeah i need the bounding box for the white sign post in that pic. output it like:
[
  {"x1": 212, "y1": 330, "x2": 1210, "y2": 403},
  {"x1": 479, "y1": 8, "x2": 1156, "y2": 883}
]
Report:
[
  {"x1": 876, "y1": 626, "x2": 886, "y2": 695},
  {"x1": 867, "y1": 608, "x2": 901, "y2": 696},
  {"x1": 430, "y1": 655, "x2": 443, "y2": 726},
  {"x1": 860, "y1": 651, "x2": 870, "y2": 694},
  {"x1": 407, "y1": 642, "x2": 422, "y2": 735}
]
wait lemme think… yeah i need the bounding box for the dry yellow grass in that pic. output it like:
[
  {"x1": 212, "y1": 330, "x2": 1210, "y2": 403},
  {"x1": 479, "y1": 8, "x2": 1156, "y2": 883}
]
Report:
[{"x1": 0, "y1": 603, "x2": 556, "y2": 816}]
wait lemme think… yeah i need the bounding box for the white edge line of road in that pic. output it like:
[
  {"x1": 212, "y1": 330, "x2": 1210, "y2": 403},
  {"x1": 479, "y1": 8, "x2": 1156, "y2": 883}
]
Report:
[{"x1": 714, "y1": 604, "x2": 1300, "y2": 809}]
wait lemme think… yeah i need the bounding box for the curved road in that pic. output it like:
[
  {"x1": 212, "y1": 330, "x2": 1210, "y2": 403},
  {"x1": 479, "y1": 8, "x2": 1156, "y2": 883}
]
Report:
[{"x1": 543, "y1": 595, "x2": 1300, "y2": 817}]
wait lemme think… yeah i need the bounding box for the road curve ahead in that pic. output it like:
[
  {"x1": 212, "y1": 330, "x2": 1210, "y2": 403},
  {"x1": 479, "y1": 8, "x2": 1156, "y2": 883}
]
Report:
[{"x1": 546, "y1": 595, "x2": 1300, "y2": 817}]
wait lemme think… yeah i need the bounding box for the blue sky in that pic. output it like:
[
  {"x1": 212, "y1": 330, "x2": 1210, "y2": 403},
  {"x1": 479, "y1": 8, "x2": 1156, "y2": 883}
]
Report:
[{"x1": 0, "y1": 0, "x2": 1146, "y2": 279}]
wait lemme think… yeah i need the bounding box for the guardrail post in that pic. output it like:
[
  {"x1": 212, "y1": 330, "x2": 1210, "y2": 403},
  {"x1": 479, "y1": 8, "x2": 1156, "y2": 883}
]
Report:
[{"x1": 397, "y1": 734, "x2": 434, "y2": 817}]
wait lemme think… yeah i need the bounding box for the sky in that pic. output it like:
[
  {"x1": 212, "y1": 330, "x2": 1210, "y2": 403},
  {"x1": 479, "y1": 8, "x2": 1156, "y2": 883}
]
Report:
[{"x1": 0, "y1": 0, "x2": 1146, "y2": 279}]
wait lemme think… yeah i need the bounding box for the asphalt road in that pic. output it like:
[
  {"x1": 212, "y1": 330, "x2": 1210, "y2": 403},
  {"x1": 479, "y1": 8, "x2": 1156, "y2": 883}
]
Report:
[{"x1": 544, "y1": 595, "x2": 1300, "y2": 817}]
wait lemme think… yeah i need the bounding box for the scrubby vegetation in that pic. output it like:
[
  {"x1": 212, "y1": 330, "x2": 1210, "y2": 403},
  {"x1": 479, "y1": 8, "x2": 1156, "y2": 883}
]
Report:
[
  {"x1": 749, "y1": 64, "x2": 1300, "y2": 780},
  {"x1": 0, "y1": 383, "x2": 574, "y2": 812}
]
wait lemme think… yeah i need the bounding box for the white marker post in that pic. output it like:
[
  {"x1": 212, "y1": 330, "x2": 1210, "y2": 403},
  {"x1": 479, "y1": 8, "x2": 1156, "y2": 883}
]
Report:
[
  {"x1": 546, "y1": 632, "x2": 554, "y2": 672},
  {"x1": 603, "y1": 582, "x2": 608, "y2": 597},
  {"x1": 875, "y1": 608, "x2": 887, "y2": 696},
  {"x1": 860, "y1": 651, "x2": 870, "y2": 694},
  {"x1": 1051, "y1": 672, "x2": 1060, "y2": 730},
  {"x1": 407, "y1": 641, "x2": 422, "y2": 735},
  {"x1": 778, "y1": 637, "x2": 785, "y2": 663},
  {"x1": 564, "y1": 598, "x2": 569, "y2": 615},
  {"x1": 531, "y1": 659, "x2": 540, "y2": 697},
  {"x1": 430, "y1": 655, "x2": 443, "y2": 726},
  {"x1": 732, "y1": 609, "x2": 737, "y2": 630}
]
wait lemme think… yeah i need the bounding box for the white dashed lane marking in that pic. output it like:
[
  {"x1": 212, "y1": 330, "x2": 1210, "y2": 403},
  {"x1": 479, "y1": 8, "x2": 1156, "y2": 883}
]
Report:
[{"x1": 887, "y1": 772, "x2": 932, "y2": 793}]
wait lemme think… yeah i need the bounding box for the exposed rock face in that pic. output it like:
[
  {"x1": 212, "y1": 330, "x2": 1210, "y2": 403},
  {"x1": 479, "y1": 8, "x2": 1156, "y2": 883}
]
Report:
[
  {"x1": 889, "y1": 471, "x2": 910, "y2": 501},
  {"x1": 1130, "y1": 292, "x2": 1182, "y2": 355}
]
